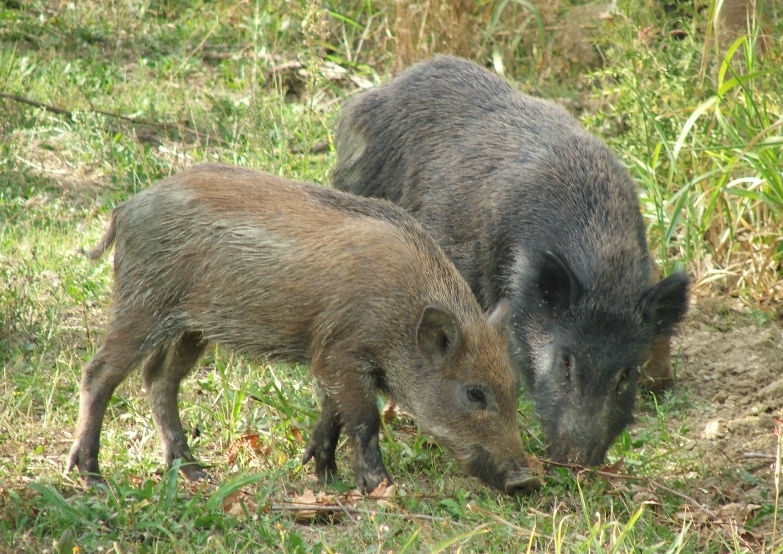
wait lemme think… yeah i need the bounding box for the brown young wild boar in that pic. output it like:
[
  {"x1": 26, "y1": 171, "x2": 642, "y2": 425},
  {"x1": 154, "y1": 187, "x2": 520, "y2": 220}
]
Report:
[
  {"x1": 333, "y1": 56, "x2": 690, "y2": 467},
  {"x1": 67, "y1": 163, "x2": 542, "y2": 495}
]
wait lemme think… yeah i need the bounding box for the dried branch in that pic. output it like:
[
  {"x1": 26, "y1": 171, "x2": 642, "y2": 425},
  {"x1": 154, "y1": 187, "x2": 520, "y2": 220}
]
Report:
[
  {"x1": 545, "y1": 459, "x2": 722, "y2": 521},
  {"x1": 269, "y1": 501, "x2": 452, "y2": 523},
  {"x1": 742, "y1": 452, "x2": 776, "y2": 460},
  {"x1": 0, "y1": 91, "x2": 229, "y2": 146}
]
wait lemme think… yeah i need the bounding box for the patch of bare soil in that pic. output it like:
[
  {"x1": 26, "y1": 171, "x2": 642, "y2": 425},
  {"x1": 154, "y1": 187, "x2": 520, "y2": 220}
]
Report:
[{"x1": 670, "y1": 295, "x2": 782, "y2": 531}]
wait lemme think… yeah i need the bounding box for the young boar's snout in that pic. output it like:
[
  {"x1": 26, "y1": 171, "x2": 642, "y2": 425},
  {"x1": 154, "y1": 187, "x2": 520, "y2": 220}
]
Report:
[
  {"x1": 464, "y1": 444, "x2": 542, "y2": 495},
  {"x1": 411, "y1": 300, "x2": 542, "y2": 495}
]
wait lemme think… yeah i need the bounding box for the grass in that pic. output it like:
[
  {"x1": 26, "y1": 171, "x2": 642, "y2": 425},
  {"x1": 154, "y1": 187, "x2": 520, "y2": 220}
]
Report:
[{"x1": 1, "y1": 0, "x2": 782, "y2": 552}]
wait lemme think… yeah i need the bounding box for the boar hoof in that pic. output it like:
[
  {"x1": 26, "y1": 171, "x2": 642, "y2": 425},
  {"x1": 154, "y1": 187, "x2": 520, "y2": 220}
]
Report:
[
  {"x1": 356, "y1": 470, "x2": 392, "y2": 494},
  {"x1": 179, "y1": 462, "x2": 209, "y2": 483},
  {"x1": 302, "y1": 443, "x2": 339, "y2": 484},
  {"x1": 82, "y1": 473, "x2": 107, "y2": 488},
  {"x1": 504, "y1": 470, "x2": 542, "y2": 495},
  {"x1": 67, "y1": 446, "x2": 104, "y2": 486}
]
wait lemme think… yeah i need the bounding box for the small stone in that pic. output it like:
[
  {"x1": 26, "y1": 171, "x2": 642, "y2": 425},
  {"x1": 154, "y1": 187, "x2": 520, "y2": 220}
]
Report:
[{"x1": 704, "y1": 420, "x2": 722, "y2": 439}]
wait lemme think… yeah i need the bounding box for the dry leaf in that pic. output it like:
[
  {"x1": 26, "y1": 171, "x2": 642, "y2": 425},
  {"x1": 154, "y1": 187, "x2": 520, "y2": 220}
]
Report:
[
  {"x1": 381, "y1": 400, "x2": 398, "y2": 423},
  {"x1": 368, "y1": 479, "x2": 395, "y2": 499},
  {"x1": 288, "y1": 489, "x2": 343, "y2": 523},
  {"x1": 368, "y1": 480, "x2": 396, "y2": 508},
  {"x1": 339, "y1": 480, "x2": 395, "y2": 508},
  {"x1": 716, "y1": 502, "x2": 762, "y2": 523},
  {"x1": 290, "y1": 426, "x2": 304, "y2": 444},
  {"x1": 291, "y1": 489, "x2": 318, "y2": 505},
  {"x1": 227, "y1": 432, "x2": 272, "y2": 465},
  {"x1": 221, "y1": 490, "x2": 257, "y2": 520},
  {"x1": 527, "y1": 455, "x2": 546, "y2": 479}
]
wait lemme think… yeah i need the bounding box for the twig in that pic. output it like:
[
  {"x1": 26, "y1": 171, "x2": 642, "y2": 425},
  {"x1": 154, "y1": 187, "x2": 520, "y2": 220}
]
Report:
[
  {"x1": 172, "y1": 0, "x2": 250, "y2": 79},
  {"x1": 545, "y1": 459, "x2": 722, "y2": 521},
  {"x1": 333, "y1": 495, "x2": 357, "y2": 523},
  {"x1": 466, "y1": 503, "x2": 532, "y2": 535},
  {"x1": 269, "y1": 502, "x2": 451, "y2": 523},
  {"x1": 0, "y1": 92, "x2": 71, "y2": 115},
  {"x1": 742, "y1": 452, "x2": 776, "y2": 460},
  {"x1": 650, "y1": 481, "x2": 721, "y2": 521},
  {"x1": 0, "y1": 91, "x2": 229, "y2": 146}
]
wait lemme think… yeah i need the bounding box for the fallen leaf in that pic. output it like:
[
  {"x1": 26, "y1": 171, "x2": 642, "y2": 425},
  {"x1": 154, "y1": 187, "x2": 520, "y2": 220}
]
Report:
[
  {"x1": 716, "y1": 502, "x2": 762, "y2": 523},
  {"x1": 381, "y1": 401, "x2": 398, "y2": 423},
  {"x1": 288, "y1": 489, "x2": 343, "y2": 523},
  {"x1": 527, "y1": 455, "x2": 546, "y2": 479},
  {"x1": 227, "y1": 432, "x2": 272, "y2": 465},
  {"x1": 221, "y1": 490, "x2": 257, "y2": 520},
  {"x1": 369, "y1": 479, "x2": 395, "y2": 498},
  {"x1": 368, "y1": 480, "x2": 395, "y2": 508},
  {"x1": 290, "y1": 426, "x2": 304, "y2": 444},
  {"x1": 291, "y1": 489, "x2": 318, "y2": 505}
]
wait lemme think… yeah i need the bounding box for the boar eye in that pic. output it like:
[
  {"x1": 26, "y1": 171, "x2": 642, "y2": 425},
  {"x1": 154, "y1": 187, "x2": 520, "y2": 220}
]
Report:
[
  {"x1": 562, "y1": 354, "x2": 572, "y2": 382},
  {"x1": 616, "y1": 367, "x2": 631, "y2": 393},
  {"x1": 467, "y1": 386, "x2": 487, "y2": 407}
]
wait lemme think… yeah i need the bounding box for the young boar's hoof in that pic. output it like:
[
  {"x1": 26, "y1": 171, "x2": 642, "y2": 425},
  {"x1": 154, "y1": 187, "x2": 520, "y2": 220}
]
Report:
[
  {"x1": 67, "y1": 443, "x2": 105, "y2": 487},
  {"x1": 301, "y1": 441, "x2": 339, "y2": 484},
  {"x1": 504, "y1": 469, "x2": 543, "y2": 495},
  {"x1": 179, "y1": 461, "x2": 210, "y2": 483}
]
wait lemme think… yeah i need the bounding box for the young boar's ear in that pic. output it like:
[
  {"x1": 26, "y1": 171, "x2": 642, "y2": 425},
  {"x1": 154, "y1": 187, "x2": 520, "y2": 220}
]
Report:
[
  {"x1": 416, "y1": 305, "x2": 462, "y2": 365},
  {"x1": 639, "y1": 272, "x2": 690, "y2": 337},
  {"x1": 487, "y1": 298, "x2": 511, "y2": 331},
  {"x1": 536, "y1": 251, "x2": 583, "y2": 316}
]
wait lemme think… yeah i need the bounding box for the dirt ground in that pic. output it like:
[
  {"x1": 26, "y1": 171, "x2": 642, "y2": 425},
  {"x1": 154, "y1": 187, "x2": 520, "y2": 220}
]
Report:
[{"x1": 668, "y1": 295, "x2": 782, "y2": 519}]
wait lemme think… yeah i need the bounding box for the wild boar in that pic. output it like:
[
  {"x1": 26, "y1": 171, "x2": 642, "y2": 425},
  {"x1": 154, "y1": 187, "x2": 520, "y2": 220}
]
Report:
[
  {"x1": 67, "y1": 163, "x2": 541, "y2": 495},
  {"x1": 333, "y1": 55, "x2": 690, "y2": 466}
]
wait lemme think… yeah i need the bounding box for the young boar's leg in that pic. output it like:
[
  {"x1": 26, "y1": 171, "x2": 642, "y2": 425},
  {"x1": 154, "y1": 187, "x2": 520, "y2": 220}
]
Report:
[
  {"x1": 142, "y1": 332, "x2": 209, "y2": 482},
  {"x1": 311, "y1": 352, "x2": 390, "y2": 493},
  {"x1": 301, "y1": 394, "x2": 342, "y2": 483},
  {"x1": 67, "y1": 327, "x2": 151, "y2": 485}
]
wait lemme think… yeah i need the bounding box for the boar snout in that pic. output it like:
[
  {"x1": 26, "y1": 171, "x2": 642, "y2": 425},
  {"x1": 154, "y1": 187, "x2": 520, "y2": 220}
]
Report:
[
  {"x1": 464, "y1": 445, "x2": 542, "y2": 495},
  {"x1": 547, "y1": 443, "x2": 608, "y2": 468},
  {"x1": 505, "y1": 470, "x2": 542, "y2": 495}
]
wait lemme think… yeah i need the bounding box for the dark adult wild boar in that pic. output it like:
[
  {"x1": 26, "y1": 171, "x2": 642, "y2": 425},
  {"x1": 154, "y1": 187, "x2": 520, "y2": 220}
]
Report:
[
  {"x1": 333, "y1": 56, "x2": 690, "y2": 466},
  {"x1": 67, "y1": 164, "x2": 541, "y2": 495}
]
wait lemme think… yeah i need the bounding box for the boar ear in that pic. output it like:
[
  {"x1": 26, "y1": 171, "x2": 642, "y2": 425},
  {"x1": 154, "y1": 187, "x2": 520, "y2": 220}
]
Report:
[
  {"x1": 487, "y1": 298, "x2": 511, "y2": 331},
  {"x1": 416, "y1": 305, "x2": 462, "y2": 364},
  {"x1": 536, "y1": 251, "x2": 583, "y2": 315},
  {"x1": 639, "y1": 271, "x2": 690, "y2": 337}
]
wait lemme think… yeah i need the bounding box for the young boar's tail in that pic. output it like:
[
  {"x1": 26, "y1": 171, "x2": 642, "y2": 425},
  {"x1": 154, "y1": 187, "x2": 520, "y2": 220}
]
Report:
[{"x1": 80, "y1": 209, "x2": 119, "y2": 260}]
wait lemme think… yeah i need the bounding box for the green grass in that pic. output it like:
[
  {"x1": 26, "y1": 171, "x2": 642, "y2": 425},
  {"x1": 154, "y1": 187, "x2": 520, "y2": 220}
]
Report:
[{"x1": 1, "y1": 0, "x2": 782, "y2": 552}]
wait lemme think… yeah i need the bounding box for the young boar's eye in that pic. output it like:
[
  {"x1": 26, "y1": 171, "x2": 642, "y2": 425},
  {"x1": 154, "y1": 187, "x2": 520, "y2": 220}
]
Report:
[{"x1": 467, "y1": 386, "x2": 487, "y2": 407}]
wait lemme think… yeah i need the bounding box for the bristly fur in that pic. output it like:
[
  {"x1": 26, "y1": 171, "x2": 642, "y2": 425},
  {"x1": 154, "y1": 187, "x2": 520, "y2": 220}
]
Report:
[
  {"x1": 333, "y1": 55, "x2": 690, "y2": 466},
  {"x1": 68, "y1": 163, "x2": 541, "y2": 495}
]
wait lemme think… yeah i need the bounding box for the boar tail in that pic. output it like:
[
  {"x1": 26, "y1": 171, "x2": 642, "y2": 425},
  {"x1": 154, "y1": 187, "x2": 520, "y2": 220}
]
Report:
[{"x1": 80, "y1": 209, "x2": 119, "y2": 260}]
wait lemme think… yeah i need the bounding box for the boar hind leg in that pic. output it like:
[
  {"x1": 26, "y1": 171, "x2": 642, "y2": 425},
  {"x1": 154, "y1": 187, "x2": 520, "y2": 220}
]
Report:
[
  {"x1": 142, "y1": 332, "x2": 208, "y2": 482},
  {"x1": 67, "y1": 329, "x2": 152, "y2": 485},
  {"x1": 302, "y1": 394, "x2": 342, "y2": 483}
]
